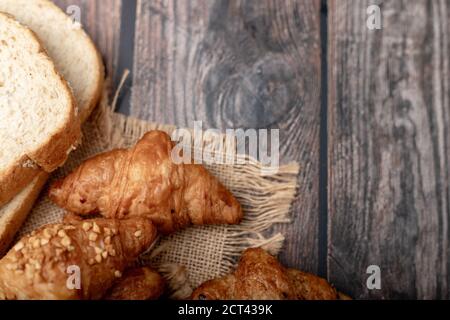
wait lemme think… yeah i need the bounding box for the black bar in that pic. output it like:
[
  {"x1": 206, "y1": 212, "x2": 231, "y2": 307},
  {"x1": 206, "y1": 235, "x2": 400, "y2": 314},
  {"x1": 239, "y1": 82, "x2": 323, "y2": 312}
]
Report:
[{"x1": 0, "y1": 300, "x2": 440, "y2": 318}]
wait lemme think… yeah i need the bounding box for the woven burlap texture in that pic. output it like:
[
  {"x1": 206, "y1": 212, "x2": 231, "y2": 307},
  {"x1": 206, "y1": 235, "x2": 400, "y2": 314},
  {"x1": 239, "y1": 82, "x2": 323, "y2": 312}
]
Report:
[{"x1": 17, "y1": 98, "x2": 299, "y2": 293}]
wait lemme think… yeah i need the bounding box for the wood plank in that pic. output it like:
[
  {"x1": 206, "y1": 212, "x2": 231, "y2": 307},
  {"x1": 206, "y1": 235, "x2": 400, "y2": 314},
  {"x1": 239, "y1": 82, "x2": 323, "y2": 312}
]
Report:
[
  {"x1": 131, "y1": 0, "x2": 322, "y2": 272},
  {"x1": 328, "y1": 0, "x2": 450, "y2": 299},
  {"x1": 52, "y1": 0, "x2": 122, "y2": 81}
]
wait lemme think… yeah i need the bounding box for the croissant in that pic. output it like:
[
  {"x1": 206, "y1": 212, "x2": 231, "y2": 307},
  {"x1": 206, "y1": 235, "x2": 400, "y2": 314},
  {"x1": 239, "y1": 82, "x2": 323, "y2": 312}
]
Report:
[
  {"x1": 49, "y1": 130, "x2": 243, "y2": 234},
  {"x1": 103, "y1": 267, "x2": 165, "y2": 300},
  {"x1": 191, "y1": 248, "x2": 349, "y2": 300},
  {"x1": 0, "y1": 218, "x2": 157, "y2": 300}
]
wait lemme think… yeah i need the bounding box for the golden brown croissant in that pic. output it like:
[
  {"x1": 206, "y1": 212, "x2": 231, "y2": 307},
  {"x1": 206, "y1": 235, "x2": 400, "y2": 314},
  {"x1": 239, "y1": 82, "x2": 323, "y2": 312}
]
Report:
[
  {"x1": 191, "y1": 248, "x2": 348, "y2": 300},
  {"x1": 0, "y1": 218, "x2": 157, "y2": 300},
  {"x1": 103, "y1": 266, "x2": 165, "y2": 300},
  {"x1": 49, "y1": 130, "x2": 243, "y2": 234}
]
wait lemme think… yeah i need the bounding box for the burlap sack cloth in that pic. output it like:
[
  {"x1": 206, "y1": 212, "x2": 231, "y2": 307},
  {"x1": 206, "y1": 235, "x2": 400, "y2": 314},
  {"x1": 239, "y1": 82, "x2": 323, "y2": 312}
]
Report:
[{"x1": 17, "y1": 91, "x2": 299, "y2": 297}]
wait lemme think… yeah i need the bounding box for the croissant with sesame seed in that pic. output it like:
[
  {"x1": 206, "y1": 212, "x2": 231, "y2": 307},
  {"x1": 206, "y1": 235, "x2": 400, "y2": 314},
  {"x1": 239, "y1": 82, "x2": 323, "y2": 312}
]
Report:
[
  {"x1": 0, "y1": 218, "x2": 157, "y2": 300},
  {"x1": 48, "y1": 130, "x2": 243, "y2": 235}
]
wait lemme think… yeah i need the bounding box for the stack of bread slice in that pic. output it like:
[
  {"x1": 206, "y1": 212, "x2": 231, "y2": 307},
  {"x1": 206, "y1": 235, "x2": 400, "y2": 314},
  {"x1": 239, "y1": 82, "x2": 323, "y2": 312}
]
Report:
[{"x1": 0, "y1": 0, "x2": 104, "y2": 255}]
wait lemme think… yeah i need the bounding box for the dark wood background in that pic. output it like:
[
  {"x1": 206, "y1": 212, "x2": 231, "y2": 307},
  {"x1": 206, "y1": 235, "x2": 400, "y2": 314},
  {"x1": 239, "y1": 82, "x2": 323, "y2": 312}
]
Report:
[{"x1": 51, "y1": 0, "x2": 450, "y2": 299}]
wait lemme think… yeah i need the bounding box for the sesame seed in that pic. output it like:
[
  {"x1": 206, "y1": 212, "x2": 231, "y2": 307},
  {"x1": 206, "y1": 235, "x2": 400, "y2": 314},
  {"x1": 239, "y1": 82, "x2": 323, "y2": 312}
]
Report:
[
  {"x1": 94, "y1": 247, "x2": 102, "y2": 255},
  {"x1": 134, "y1": 230, "x2": 142, "y2": 238},
  {"x1": 14, "y1": 242, "x2": 24, "y2": 252},
  {"x1": 102, "y1": 251, "x2": 108, "y2": 259},
  {"x1": 40, "y1": 239, "x2": 49, "y2": 246},
  {"x1": 82, "y1": 222, "x2": 92, "y2": 232},
  {"x1": 92, "y1": 223, "x2": 101, "y2": 234},
  {"x1": 43, "y1": 229, "x2": 52, "y2": 239},
  {"x1": 114, "y1": 270, "x2": 122, "y2": 278},
  {"x1": 89, "y1": 233, "x2": 98, "y2": 242},
  {"x1": 32, "y1": 240, "x2": 40, "y2": 249},
  {"x1": 61, "y1": 237, "x2": 71, "y2": 247},
  {"x1": 95, "y1": 255, "x2": 102, "y2": 263},
  {"x1": 57, "y1": 230, "x2": 67, "y2": 238}
]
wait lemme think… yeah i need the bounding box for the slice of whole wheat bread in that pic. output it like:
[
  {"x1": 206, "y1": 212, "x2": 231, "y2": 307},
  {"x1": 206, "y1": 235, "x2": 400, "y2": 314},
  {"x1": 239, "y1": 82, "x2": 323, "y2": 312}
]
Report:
[
  {"x1": 0, "y1": 12, "x2": 80, "y2": 207},
  {"x1": 0, "y1": 0, "x2": 105, "y2": 255}
]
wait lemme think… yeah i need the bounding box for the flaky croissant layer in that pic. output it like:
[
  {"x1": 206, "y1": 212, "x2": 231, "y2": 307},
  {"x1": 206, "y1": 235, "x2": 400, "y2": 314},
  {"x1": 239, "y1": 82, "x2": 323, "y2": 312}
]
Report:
[
  {"x1": 0, "y1": 218, "x2": 157, "y2": 300},
  {"x1": 49, "y1": 130, "x2": 243, "y2": 234}
]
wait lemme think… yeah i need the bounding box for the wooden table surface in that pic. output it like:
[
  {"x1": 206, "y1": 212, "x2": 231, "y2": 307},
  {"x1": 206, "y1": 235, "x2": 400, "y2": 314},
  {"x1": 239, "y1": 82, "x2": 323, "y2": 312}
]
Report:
[{"x1": 51, "y1": 0, "x2": 450, "y2": 299}]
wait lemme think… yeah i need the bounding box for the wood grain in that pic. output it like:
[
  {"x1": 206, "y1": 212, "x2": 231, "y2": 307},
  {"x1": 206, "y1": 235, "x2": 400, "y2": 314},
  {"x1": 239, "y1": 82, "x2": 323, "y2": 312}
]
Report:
[
  {"x1": 130, "y1": 0, "x2": 322, "y2": 272},
  {"x1": 52, "y1": 0, "x2": 122, "y2": 81},
  {"x1": 328, "y1": 0, "x2": 450, "y2": 299}
]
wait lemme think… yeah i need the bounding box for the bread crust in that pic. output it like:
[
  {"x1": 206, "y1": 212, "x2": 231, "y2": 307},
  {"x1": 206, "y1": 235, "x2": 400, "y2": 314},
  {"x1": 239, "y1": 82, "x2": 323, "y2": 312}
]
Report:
[
  {"x1": 29, "y1": 0, "x2": 105, "y2": 122},
  {"x1": 0, "y1": 156, "x2": 41, "y2": 208},
  {"x1": 79, "y1": 33, "x2": 104, "y2": 123},
  {"x1": 0, "y1": 12, "x2": 81, "y2": 207},
  {"x1": 0, "y1": 172, "x2": 48, "y2": 258}
]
